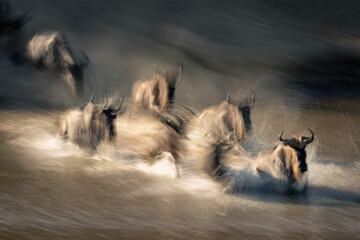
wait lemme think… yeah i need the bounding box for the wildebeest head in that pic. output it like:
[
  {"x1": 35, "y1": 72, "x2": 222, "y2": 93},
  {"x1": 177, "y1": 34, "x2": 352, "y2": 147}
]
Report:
[
  {"x1": 279, "y1": 128, "x2": 314, "y2": 173},
  {"x1": 153, "y1": 63, "x2": 183, "y2": 105},
  {"x1": 226, "y1": 90, "x2": 255, "y2": 133},
  {"x1": 101, "y1": 97, "x2": 124, "y2": 139},
  {"x1": 61, "y1": 95, "x2": 124, "y2": 149},
  {"x1": 0, "y1": 0, "x2": 31, "y2": 36},
  {"x1": 86, "y1": 95, "x2": 123, "y2": 140},
  {"x1": 279, "y1": 128, "x2": 314, "y2": 151}
]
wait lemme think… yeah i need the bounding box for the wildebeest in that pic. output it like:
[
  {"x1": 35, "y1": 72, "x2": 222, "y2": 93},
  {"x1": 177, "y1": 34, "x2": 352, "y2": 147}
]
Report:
[
  {"x1": 132, "y1": 64, "x2": 183, "y2": 114},
  {"x1": 114, "y1": 114, "x2": 181, "y2": 166},
  {"x1": 0, "y1": 0, "x2": 30, "y2": 36},
  {"x1": 255, "y1": 129, "x2": 314, "y2": 189},
  {"x1": 11, "y1": 31, "x2": 89, "y2": 96},
  {"x1": 0, "y1": 0, "x2": 31, "y2": 53},
  {"x1": 183, "y1": 90, "x2": 255, "y2": 178},
  {"x1": 60, "y1": 96, "x2": 123, "y2": 150},
  {"x1": 131, "y1": 63, "x2": 193, "y2": 134},
  {"x1": 102, "y1": 112, "x2": 182, "y2": 177}
]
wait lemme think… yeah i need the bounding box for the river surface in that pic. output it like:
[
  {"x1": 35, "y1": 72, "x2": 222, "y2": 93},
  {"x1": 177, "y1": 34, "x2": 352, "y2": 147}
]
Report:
[{"x1": 0, "y1": 0, "x2": 359, "y2": 239}]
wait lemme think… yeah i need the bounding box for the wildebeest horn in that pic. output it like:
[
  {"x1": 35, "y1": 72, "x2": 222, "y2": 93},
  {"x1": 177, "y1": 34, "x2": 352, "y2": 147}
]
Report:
[
  {"x1": 279, "y1": 131, "x2": 286, "y2": 142},
  {"x1": 305, "y1": 128, "x2": 314, "y2": 145},
  {"x1": 226, "y1": 91, "x2": 231, "y2": 103},
  {"x1": 80, "y1": 51, "x2": 89, "y2": 68},
  {"x1": 153, "y1": 63, "x2": 159, "y2": 75},
  {"x1": 115, "y1": 97, "x2": 124, "y2": 112},
  {"x1": 175, "y1": 64, "x2": 183, "y2": 88},
  {"x1": 178, "y1": 103, "x2": 196, "y2": 116},
  {"x1": 89, "y1": 93, "x2": 95, "y2": 103},
  {"x1": 248, "y1": 90, "x2": 256, "y2": 107}
]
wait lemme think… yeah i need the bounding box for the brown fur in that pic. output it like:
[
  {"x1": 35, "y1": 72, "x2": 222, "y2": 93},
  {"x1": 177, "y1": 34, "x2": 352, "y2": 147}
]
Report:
[
  {"x1": 132, "y1": 65, "x2": 181, "y2": 114},
  {"x1": 183, "y1": 100, "x2": 250, "y2": 176},
  {"x1": 132, "y1": 74, "x2": 169, "y2": 113},
  {"x1": 25, "y1": 31, "x2": 87, "y2": 96},
  {"x1": 60, "y1": 102, "x2": 115, "y2": 150},
  {"x1": 198, "y1": 101, "x2": 246, "y2": 143},
  {"x1": 256, "y1": 144, "x2": 303, "y2": 183},
  {"x1": 114, "y1": 114, "x2": 181, "y2": 164},
  {"x1": 26, "y1": 32, "x2": 76, "y2": 69}
]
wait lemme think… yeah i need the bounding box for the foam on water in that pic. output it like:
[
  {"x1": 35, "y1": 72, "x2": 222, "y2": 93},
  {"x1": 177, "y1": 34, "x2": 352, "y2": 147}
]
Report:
[
  {"x1": 2, "y1": 111, "x2": 359, "y2": 199},
  {"x1": 0, "y1": 110, "x2": 359, "y2": 240}
]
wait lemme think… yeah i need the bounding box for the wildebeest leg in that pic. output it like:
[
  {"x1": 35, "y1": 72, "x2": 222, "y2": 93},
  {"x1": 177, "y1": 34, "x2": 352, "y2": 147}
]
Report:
[
  {"x1": 64, "y1": 71, "x2": 79, "y2": 96},
  {"x1": 74, "y1": 75, "x2": 84, "y2": 96},
  {"x1": 172, "y1": 152, "x2": 182, "y2": 178},
  {"x1": 59, "y1": 119, "x2": 68, "y2": 140},
  {"x1": 256, "y1": 168, "x2": 278, "y2": 182},
  {"x1": 68, "y1": 64, "x2": 84, "y2": 96},
  {"x1": 153, "y1": 151, "x2": 181, "y2": 177}
]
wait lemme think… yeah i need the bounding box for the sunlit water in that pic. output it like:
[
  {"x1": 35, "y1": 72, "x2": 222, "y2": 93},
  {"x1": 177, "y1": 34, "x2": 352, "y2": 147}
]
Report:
[{"x1": 0, "y1": 110, "x2": 359, "y2": 239}]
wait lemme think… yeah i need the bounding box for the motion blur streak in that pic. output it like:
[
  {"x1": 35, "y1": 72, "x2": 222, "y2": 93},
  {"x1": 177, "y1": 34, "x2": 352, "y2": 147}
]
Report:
[{"x1": 0, "y1": 0, "x2": 360, "y2": 239}]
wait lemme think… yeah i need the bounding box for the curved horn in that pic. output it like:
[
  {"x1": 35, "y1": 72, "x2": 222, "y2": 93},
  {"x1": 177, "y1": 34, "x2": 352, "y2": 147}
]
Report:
[
  {"x1": 178, "y1": 103, "x2": 196, "y2": 116},
  {"x1": 115, "y1": 97, "x2": 124, "y2": 112},
  {"x1": 175, "y1": 63, "x2": 183, "y2": 88},
  {"x1": 89, "y1": 92, "x2": 95, "y2": 103},
  {"x1": 226, "y1": 91, "x2": 231, "y2": 104},
  {"x1": 306, "y1": 128, "x2": 314, "y2": 145},
  {"x1": 248, "y1": 91, "x2": 256, "y2": 107},
  {"x1": 153, "y1": 63, "x2": 159, "y2": 75},
  {"x1": 279, "y1": 131, "x2": 286, "y2": 142}
]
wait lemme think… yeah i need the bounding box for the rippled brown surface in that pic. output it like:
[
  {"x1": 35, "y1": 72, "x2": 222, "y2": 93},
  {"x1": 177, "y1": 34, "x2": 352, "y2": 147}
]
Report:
[{"x1": 0, "y1": 104, "x2": 359, "y2": 239}]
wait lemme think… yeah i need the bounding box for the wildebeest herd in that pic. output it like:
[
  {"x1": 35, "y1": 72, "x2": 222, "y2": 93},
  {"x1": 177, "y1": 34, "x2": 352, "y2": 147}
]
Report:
[{"x1": 2, "y1": 0, "x2": 315, "y2": 193}]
